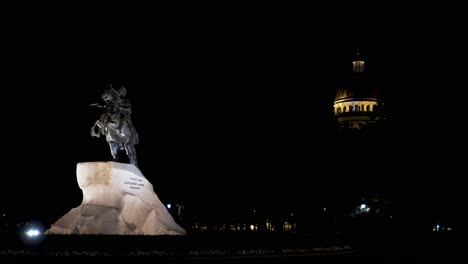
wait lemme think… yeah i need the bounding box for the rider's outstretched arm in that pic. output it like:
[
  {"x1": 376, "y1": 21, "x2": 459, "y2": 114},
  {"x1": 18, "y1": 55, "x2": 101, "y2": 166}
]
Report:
[{"x1": 90, "y1": 103, "x2": 106, "y2": 108}]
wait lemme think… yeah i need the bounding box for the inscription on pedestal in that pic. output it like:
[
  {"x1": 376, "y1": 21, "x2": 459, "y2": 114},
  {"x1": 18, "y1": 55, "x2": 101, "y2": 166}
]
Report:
[{"x1": 124, "y1": 177, "x2": 145, "y2": 190}]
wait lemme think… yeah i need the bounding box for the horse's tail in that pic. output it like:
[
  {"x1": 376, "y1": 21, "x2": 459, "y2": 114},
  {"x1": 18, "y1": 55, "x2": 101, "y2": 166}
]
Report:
[
  {"x1": 131, "y1": 127, "x2": 139, "y2": 145},
  {"x1": 127, "y1": 119, "x2": 139, "y2": 145}
]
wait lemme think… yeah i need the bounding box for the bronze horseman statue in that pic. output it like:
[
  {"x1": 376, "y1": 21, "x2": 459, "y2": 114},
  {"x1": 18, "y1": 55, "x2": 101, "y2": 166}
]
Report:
[{"x1": 90, "y1": 84, "x2": 139, "y2": 167}]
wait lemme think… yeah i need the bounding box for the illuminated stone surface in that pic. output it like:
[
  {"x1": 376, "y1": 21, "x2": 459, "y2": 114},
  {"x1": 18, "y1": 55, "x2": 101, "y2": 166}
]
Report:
[{"x1": 47, "y1": 162, "x2": 186, "y2": 235}]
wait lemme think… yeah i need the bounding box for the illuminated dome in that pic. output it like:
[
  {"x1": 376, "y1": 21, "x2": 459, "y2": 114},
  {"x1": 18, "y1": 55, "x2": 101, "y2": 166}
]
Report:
[
  {"x1": 335, "y1": 78, "x2": 382, "y2": 102},
  {"x1": 333, "y1": 49, "x2": 385, "y2": 129}
]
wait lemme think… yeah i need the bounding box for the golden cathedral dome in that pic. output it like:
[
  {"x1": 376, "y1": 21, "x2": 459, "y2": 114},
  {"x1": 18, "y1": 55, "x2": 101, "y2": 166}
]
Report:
[
  {"x1": 335, "y1": 78, "x2": 382, "y2": 102},
  {"x1": 333, "y1": 49, "x2": 385, "y2": 129}
]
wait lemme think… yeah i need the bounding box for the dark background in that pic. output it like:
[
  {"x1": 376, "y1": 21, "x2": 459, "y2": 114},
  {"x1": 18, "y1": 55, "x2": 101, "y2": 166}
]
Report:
[{"x1": 0, "y1": 12, "x2": 466, "y2": 232}]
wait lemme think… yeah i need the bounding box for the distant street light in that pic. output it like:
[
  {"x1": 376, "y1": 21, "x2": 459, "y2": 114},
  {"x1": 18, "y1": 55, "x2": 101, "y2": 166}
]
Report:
[
  {"x1": 20, "y1": 222, "x2": 45, "y2": 245},
  {"x1": 26, "y1": 228, "x2": 41, "y2": 238}
]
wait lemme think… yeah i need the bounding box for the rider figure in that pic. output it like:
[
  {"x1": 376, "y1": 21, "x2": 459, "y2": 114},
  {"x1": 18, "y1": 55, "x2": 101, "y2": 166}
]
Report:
[
  {"x1": 116, "y1": 87, "x2": 132, "y2": 133},
  {"x1": 98, "y1": 84, "x2": 132, "y2": 134},
  {"x1": 90, "y1": 84, "x2": 139, "y2": 166}
]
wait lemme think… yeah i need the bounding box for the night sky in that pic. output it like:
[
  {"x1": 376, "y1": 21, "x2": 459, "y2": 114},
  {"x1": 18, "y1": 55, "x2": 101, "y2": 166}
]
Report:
[{"x1": 1, "y1": 18, "x2": 466, "y2": 231}]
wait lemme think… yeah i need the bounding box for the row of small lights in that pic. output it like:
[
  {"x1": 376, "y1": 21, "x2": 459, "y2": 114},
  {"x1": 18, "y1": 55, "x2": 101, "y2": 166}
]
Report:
[{"x1": 12, "y1": 203, "x2": 381, "y2": 240}]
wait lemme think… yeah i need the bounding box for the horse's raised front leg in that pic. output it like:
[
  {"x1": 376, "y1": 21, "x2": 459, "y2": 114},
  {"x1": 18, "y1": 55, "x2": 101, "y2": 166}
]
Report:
[{"x1": 91, "y1": 121, "x2": 101, "y2": 138}]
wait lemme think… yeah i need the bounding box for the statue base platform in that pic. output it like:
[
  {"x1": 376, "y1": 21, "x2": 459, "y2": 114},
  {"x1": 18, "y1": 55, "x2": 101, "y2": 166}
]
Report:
[{"x1": 47, "y1": 162, "x2": 186, "y2": 235}]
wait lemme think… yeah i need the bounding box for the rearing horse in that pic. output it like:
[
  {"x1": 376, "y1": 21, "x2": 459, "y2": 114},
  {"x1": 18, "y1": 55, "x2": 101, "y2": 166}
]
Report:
[
  {"x1": 90, "y1": 86, "x2": 139, "y2": 167},
  {"x1": 91, "y1": 112, "x2": 139, "y2": 166}
]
